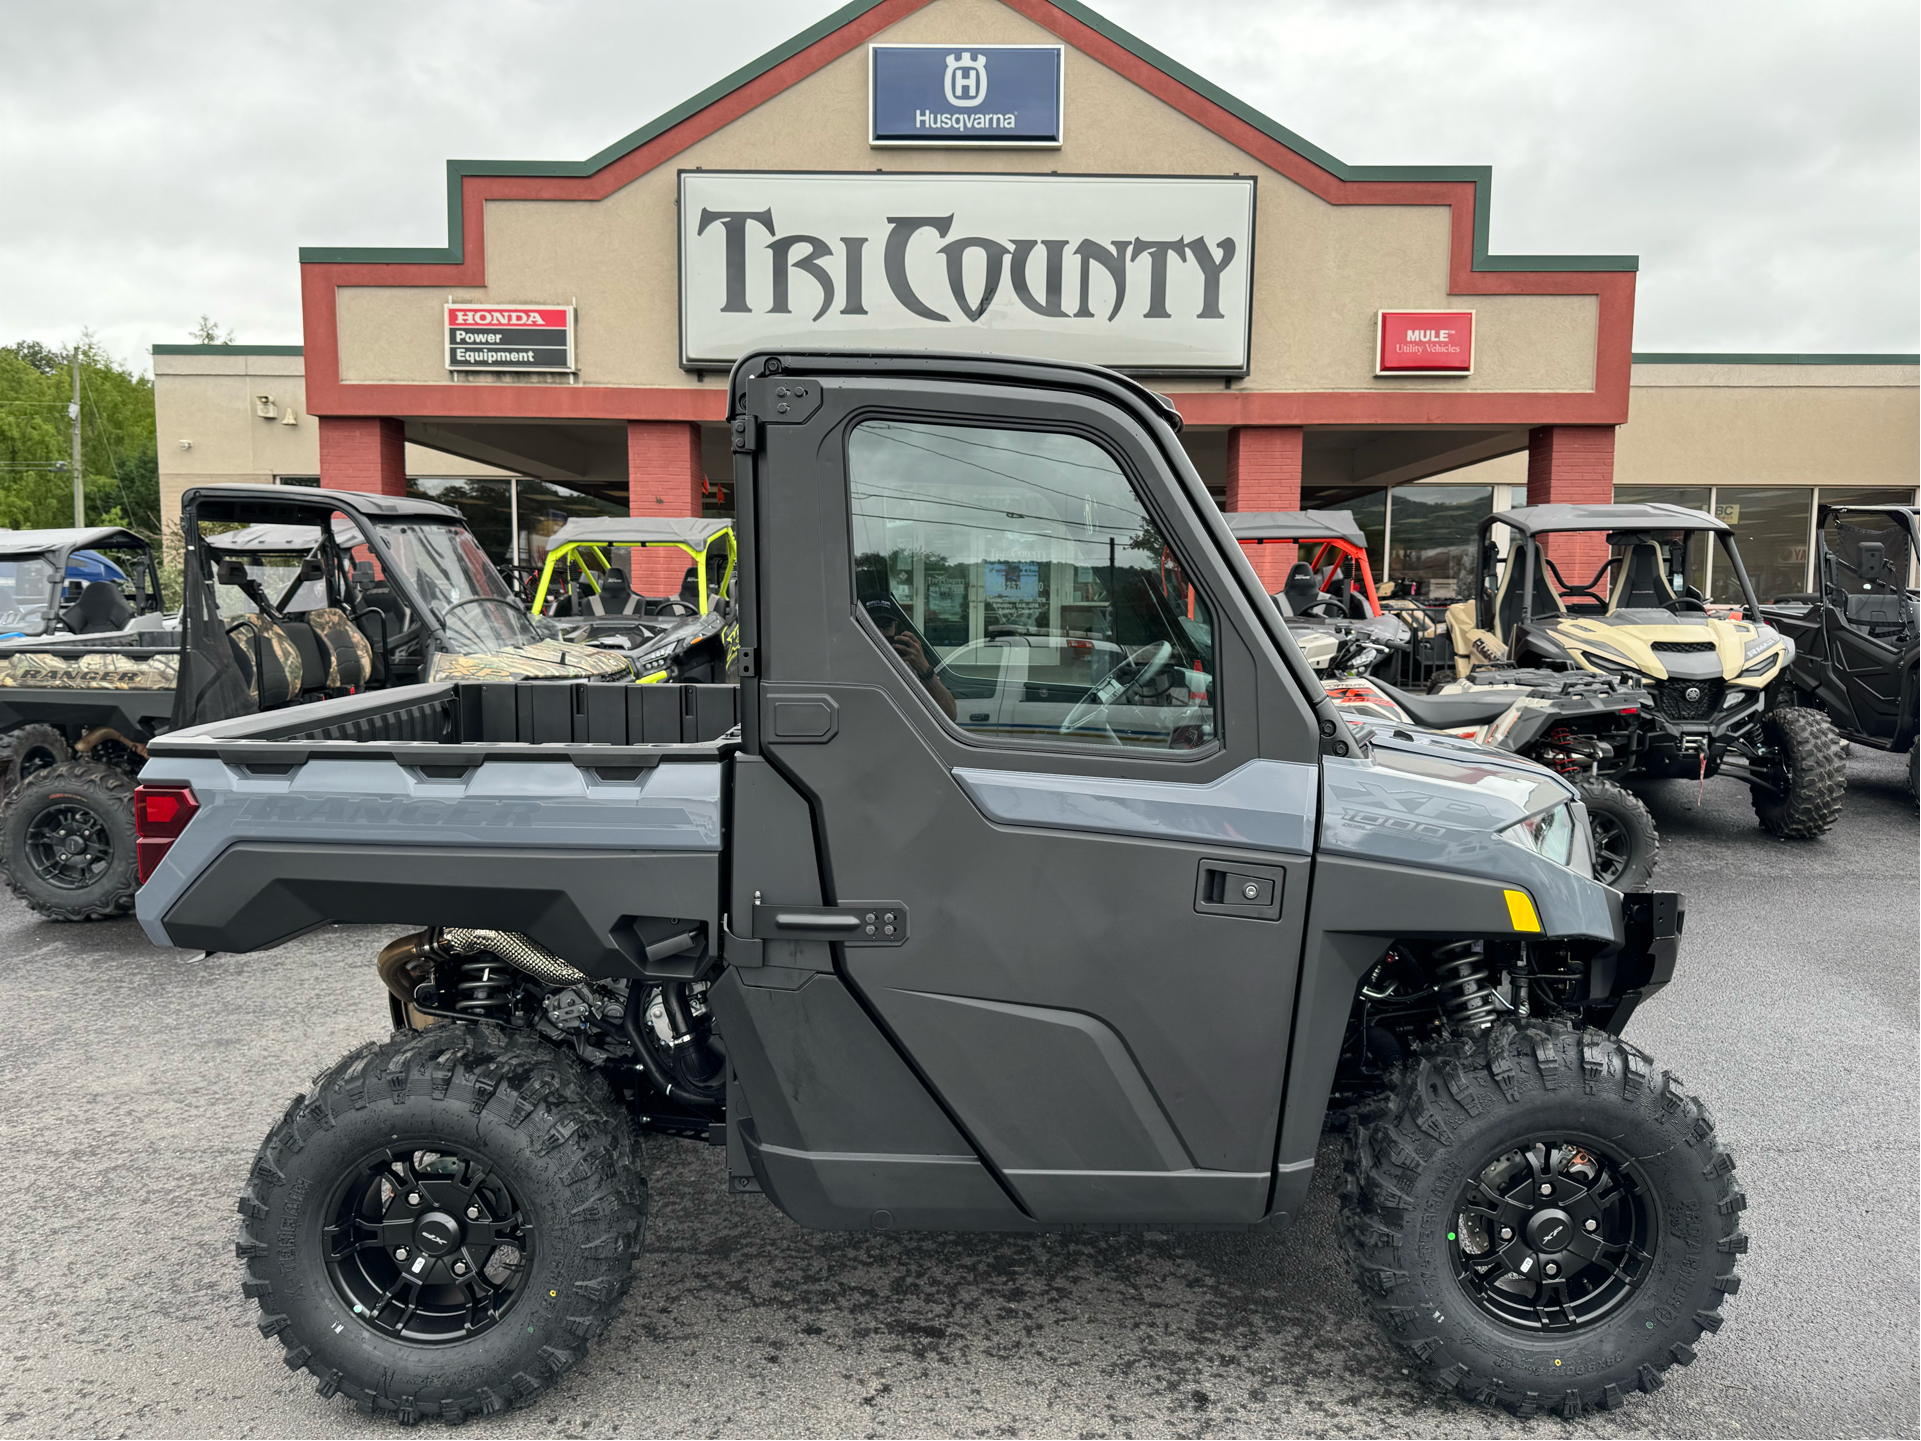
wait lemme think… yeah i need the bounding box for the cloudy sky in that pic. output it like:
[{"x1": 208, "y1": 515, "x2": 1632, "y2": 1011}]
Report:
[{"x1": 2, "y1": 0, "x2": 1913, "y2": 369}]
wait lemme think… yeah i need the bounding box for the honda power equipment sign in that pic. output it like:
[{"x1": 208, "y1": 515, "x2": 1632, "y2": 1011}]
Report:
[
  {"x1": 870, "y1": 44, "x2": 1063, "y2": 146},
  {"x1": 1377, "y1": 309, "x2": 1474, "y2": 375},
  {"x1": 678, "y1": 171, "x2": 1256, "y2": 374},
  {"x1": 445, "y1": 304, "x2": 575, "y2": 372}
]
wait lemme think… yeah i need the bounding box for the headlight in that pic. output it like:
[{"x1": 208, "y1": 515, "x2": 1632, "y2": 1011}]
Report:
[
  {"x1": 1737, "y1": 645, "x2": 1783, "y2": 678},
  {"x1": 1500, "y1": 802, "x2": 1580, "y2": 870},
  {"x1": 1577, "y1": 651, "x2": 1640, "y2": 678}
]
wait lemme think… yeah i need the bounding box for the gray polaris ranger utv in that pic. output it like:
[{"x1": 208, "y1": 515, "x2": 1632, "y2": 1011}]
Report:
[{"x1": 134, "y1": 353, "x2": 1743, "y2": 1423}]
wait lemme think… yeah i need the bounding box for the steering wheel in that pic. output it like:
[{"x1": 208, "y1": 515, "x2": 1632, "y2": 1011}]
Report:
[
  {"x1": 1664, "y1": 597, "x2": 1708, "y2": 614},
  {"x1": 1296, "y1": 596, "x2": 1347, "y2": 619},
  {"x1": 651, "y1": 598, "x2": 699, "y2": 618},
  {"x1": 1059, "y1": 641, "x2": 1175, "y2": 737}
]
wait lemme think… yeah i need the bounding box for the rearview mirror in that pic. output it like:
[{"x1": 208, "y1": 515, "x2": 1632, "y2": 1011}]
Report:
[
  {"x1": 216, "y1": 559, "x2": 249, "y2": 586},
  {"x1": 298, "y1": 556, "x2": 326, "y2": 583}
]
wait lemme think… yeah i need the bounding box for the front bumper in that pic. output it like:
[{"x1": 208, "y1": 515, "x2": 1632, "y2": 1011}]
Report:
[{"x1": 1586, "y1": 889, "x2": 1684, "y2": 1033}]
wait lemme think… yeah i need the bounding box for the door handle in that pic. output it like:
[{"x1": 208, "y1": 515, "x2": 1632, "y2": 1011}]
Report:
[
  {"x1": 1194, "y1": 859, "x2": 1283, "y2": 920},
  {"x1": 752, "y1": 902, "x2": 910, "y2": 946}
]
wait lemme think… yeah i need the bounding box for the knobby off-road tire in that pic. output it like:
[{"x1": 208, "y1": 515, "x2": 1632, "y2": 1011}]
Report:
[
  {"x1": 1751, "y1": 707, "x2": 1845, "y2": 838},
  {"x1": 1341, "y1": 1021, "x2": 1745, "y2": 1419},
  {"x1": 1906, "y1": 744, "x2": 1917, "y2": 807},
  {"x1": 237, "y1": 1026, "x2": 648, "y2": 1425},
  {"x1": 0, "y1": 760, "x2": 136, "y2": 920},
  {"x1": 0, "y1": 722, "x2": 70, "y2": 793},
  {"x1": 1573, "y1": 779, "x2": 1659, "y2": 890}
]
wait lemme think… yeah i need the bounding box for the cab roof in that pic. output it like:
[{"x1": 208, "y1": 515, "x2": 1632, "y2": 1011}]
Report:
[
  {"x1": 182, "y1": 483, "x2": 460, "y2": 525},
  {"x1": 0, "y1": 526, "x2": 151, "y2": 559},
  {"x1": 543, "y1": 516, "x2": 733, "y2": 550},
  {"x1": 1489, "y1": 502, "x2": 1729, "y2": 537},
  {"x1": 1223, "y1": 510, "x2": 1367, "y2": 549}
]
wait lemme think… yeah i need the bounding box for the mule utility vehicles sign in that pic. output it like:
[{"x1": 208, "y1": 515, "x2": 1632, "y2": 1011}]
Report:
[{"x1": 136, "y1": 351, "x2": 1742, "y2": 1427}]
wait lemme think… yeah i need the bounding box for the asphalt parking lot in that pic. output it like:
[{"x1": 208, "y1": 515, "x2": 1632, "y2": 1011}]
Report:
[{"x1": 0, "y1": 748, "x2": 1913, "y2": 1440}]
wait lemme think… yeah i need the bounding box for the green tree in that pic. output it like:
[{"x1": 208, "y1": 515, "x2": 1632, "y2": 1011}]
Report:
[
  {"x1": 190, "y1": 315, "x2": 233, "y2": 345},
  {"x1": 0, "y1": 336, "x2": 159, "y2": 538}
]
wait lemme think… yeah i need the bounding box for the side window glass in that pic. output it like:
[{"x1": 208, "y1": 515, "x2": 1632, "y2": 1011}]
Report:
[{"x1": 849, "y1": 420, "x2": 1216, "y2": 752}]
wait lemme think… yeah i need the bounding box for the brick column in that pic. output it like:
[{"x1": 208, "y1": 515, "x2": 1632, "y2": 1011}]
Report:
[
  {"x1": 627, "y1": 421, "x2": 705, "y2": 595},
  {"x1": 318, "y1": 416, "x2": 406, "y2": 495},
  {"x1": 1225, "y1": 425, "x2": 1304, "y2": 590},
  {"x1": 1525, "y1": 425, "x2": 1616, "y2": 589}
]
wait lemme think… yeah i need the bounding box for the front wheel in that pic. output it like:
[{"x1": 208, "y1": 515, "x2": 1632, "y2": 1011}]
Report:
[
  {"x1": 1341, "y1": 1021, "x2": 1745, "y2": 1418},
  {"x1": 0, "y1": 760, "x2": 136, "y2": 920},
  {"x1": 1574, "y1": 779, "x2": 1659, "y2": 889},
  {"x1": 1750, "y1": 708, "x2": 1845, "y2": 837},
  {"x1": 238, "y1": 1026, "x2": 647, "y2": 1424}
]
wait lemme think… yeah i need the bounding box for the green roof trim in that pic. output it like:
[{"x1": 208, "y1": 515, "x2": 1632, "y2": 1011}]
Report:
[
  {"x1": 297, "y1": 0, "x2": 1638, "y2": 275},
  {"x1": 152, "y1": 344, "x2": 305, "y2": 356},
  {"x1": 1632, "y1": 352, "x2": 1919, "y2": 365}
]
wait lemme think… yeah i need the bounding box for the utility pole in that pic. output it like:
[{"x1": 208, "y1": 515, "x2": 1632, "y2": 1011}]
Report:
[{"x1": 69, "y1": 353, "x2": 83, "y2": 526}]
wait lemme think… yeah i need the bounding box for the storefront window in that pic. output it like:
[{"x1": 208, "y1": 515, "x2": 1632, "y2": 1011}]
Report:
[
  {"x1": 1303, "y1": 490, "x2": 1387, "y2": 591},
  {"x1": 408, "y1": 478, "x2": 626, "y2": 572},
  {"x1": 1385, "y1": 486, "x2": 1492, "y2": 601},
  {"x1": 1709, "y1": 487, "x2": 1811, "y2": 603}
]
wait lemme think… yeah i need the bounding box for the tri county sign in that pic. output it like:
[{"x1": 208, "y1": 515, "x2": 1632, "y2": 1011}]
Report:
[{"x1": 677, "y1": 171, "x2": 1256, "y2": 374}]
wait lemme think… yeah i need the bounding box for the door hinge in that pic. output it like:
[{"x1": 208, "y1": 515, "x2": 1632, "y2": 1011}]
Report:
[
  {"x1": 738, "y1": 647, "x2": 758, "y2": 677},
  {"x1": 752, "y1": 902, "x2": 908, "y2": 946},
  {"x1": 730, "y1": 413, "x2": 758, "y2": 453}
]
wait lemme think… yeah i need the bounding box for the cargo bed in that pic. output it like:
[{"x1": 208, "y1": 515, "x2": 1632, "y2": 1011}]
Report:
[{"x1": 136, "y1": 680, "x2": 739, "y2": 971}]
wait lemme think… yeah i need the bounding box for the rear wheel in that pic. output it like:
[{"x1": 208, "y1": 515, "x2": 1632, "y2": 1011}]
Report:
[
  {"x1": 1341, "y1": 1021, "x2": 1745, "y2": 1417},
  {"x1": 0, "y1": 760, "x2": 136, "y2": 920},
  {"x1": 1750, "y1": 708, "x2": 1846, "y2": 837},
  {"x1": 237, "y1": 1026, "x2": 646, "y2": 1424},
  {"x1": 1573, "y1": 780, "x2": 1658, "y2": 889},
  {"x1": 0, "y1": 723, "x2": 70, "y2": 792}
]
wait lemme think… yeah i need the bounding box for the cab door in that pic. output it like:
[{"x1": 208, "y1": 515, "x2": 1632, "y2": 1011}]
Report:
[{"x1": 742, "y1": 365, "x2": 1326, "y2": 1225}]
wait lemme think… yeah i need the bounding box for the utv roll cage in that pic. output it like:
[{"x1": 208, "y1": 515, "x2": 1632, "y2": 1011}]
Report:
[
  {"x1": 1224, "y1": 510, "x2": 1381, "y2": 617},
  {"x1": 529, "y1": 516, "x2": 737, "y2": 619},
  {"x1": 1475, "y1": 502, "x2": 1766, "y2": 635},
  {"x1": 0, "y1": 526, "x2": 166, "y2": 637}
]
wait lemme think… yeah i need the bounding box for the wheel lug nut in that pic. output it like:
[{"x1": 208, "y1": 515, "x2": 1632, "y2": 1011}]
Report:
[
  {"x1": 466, "y1": 1206, "x2": 480, "y2": 1220},
  {"x1": 406, "y1": 1192, "x2": 421, "y2": 1206},
  {"x1": 1544, "y1": 1262, "x2": 1559, "y2": 1277},
  {"x1": 1539, "y1": 1182, "x2": 1553, "y2": 1197},
  {"x1": 1499, "y1": 1227, "x2": 1514, "y2": 1241},
  {"x1": 1583, "y1": 1218, "x2": 1598, "y2": 1232},
  {"x1": 453, "y1": 1261, "x2": 468, "y2": 1276},
  {"x1": 394, "y1": 1247, "x2": 409, "y2": 1261}
]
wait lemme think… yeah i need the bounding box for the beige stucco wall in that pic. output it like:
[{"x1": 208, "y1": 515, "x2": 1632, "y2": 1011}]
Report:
[
  {"x1": 154, "y1": 352, "x2": 518, "y2": 532},
  {"x1": 1614, "y1": 363, "x2": 1918, "y2": 488},
  {"x1": 334, "y1": 0, "x2": 1597, "y2": 397}
]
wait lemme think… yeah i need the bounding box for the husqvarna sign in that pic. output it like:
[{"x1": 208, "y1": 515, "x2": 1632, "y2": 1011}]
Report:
[
  {"x1": 869, "y1": 44, "x2": 1063, "y2": 146},
  {"x1": 678, "y1": 171, "x2": 1255, "y2": 374}
]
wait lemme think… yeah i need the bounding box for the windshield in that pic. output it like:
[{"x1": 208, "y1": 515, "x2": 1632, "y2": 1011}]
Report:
[
  {"x1": 373, "y1": 521, "x2": 538, "y2": 653},
  {"x1": 0, "y1": 557, "x2": 57, "y2": 636}
]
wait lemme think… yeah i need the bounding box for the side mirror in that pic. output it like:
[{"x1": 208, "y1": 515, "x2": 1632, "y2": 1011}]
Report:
[
  {"x1": 1857, "y1": 541, "x2": 1888, "y2": 584},
  {"x1": 216, "y1": 558, "x2": 249, "y2": 586}
]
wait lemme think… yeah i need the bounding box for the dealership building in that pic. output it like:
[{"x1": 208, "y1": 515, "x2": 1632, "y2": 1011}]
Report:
[{"x1": 154, "y1": 0, "x2": 1917, "y2": 606}]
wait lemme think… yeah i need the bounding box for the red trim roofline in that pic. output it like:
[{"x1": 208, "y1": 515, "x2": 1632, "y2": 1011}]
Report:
[{"x1": 300, "y1": 0, "x2": 1635, "y2": 428}]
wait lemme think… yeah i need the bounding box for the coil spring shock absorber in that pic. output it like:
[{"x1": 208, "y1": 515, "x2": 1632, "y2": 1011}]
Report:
[
  {"x1": 453, "y1": 956, "x2": 514, "y2": 1018},
  {"x1": 1432, "y1": 939, "x2": 1499, "y2": 1031}
]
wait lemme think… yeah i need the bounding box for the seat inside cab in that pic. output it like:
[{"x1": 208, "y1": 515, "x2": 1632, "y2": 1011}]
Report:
[
  {"x1": 1610, "y1": 541, "x2": 1676, "y2": 612},
  {"x1": 1494, "y1": 542, "x2": 1566, "y2": 638}
]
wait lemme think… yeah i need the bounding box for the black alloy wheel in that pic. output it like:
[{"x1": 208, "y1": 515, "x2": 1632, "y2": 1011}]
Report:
[
  {"x1": 1574, "y1": 779, "x2": 1659, "y2": 889},
  {"x1": 1451, "y1": 1137, "x2": 1654, "y2": 1332},
  {"x1": 23, "y1": 801, "x2": 114, "y2": 890},
  {"x1": 324, "y1": 1144, "x2": 533, "y2": 1345},
  {"x1": 0, "y1": 760, "x2": 138, "y2": 921}
]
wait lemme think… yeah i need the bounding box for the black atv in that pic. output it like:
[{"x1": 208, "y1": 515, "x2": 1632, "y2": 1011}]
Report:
[{"x1": 1762, "y1": 504, "x2": 1918, "y2": 802}]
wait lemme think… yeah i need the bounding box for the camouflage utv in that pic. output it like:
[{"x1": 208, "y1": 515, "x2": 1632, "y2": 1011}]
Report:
[{"x1": 0, "y1": 486, "x2": 640, "y2": 922}]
